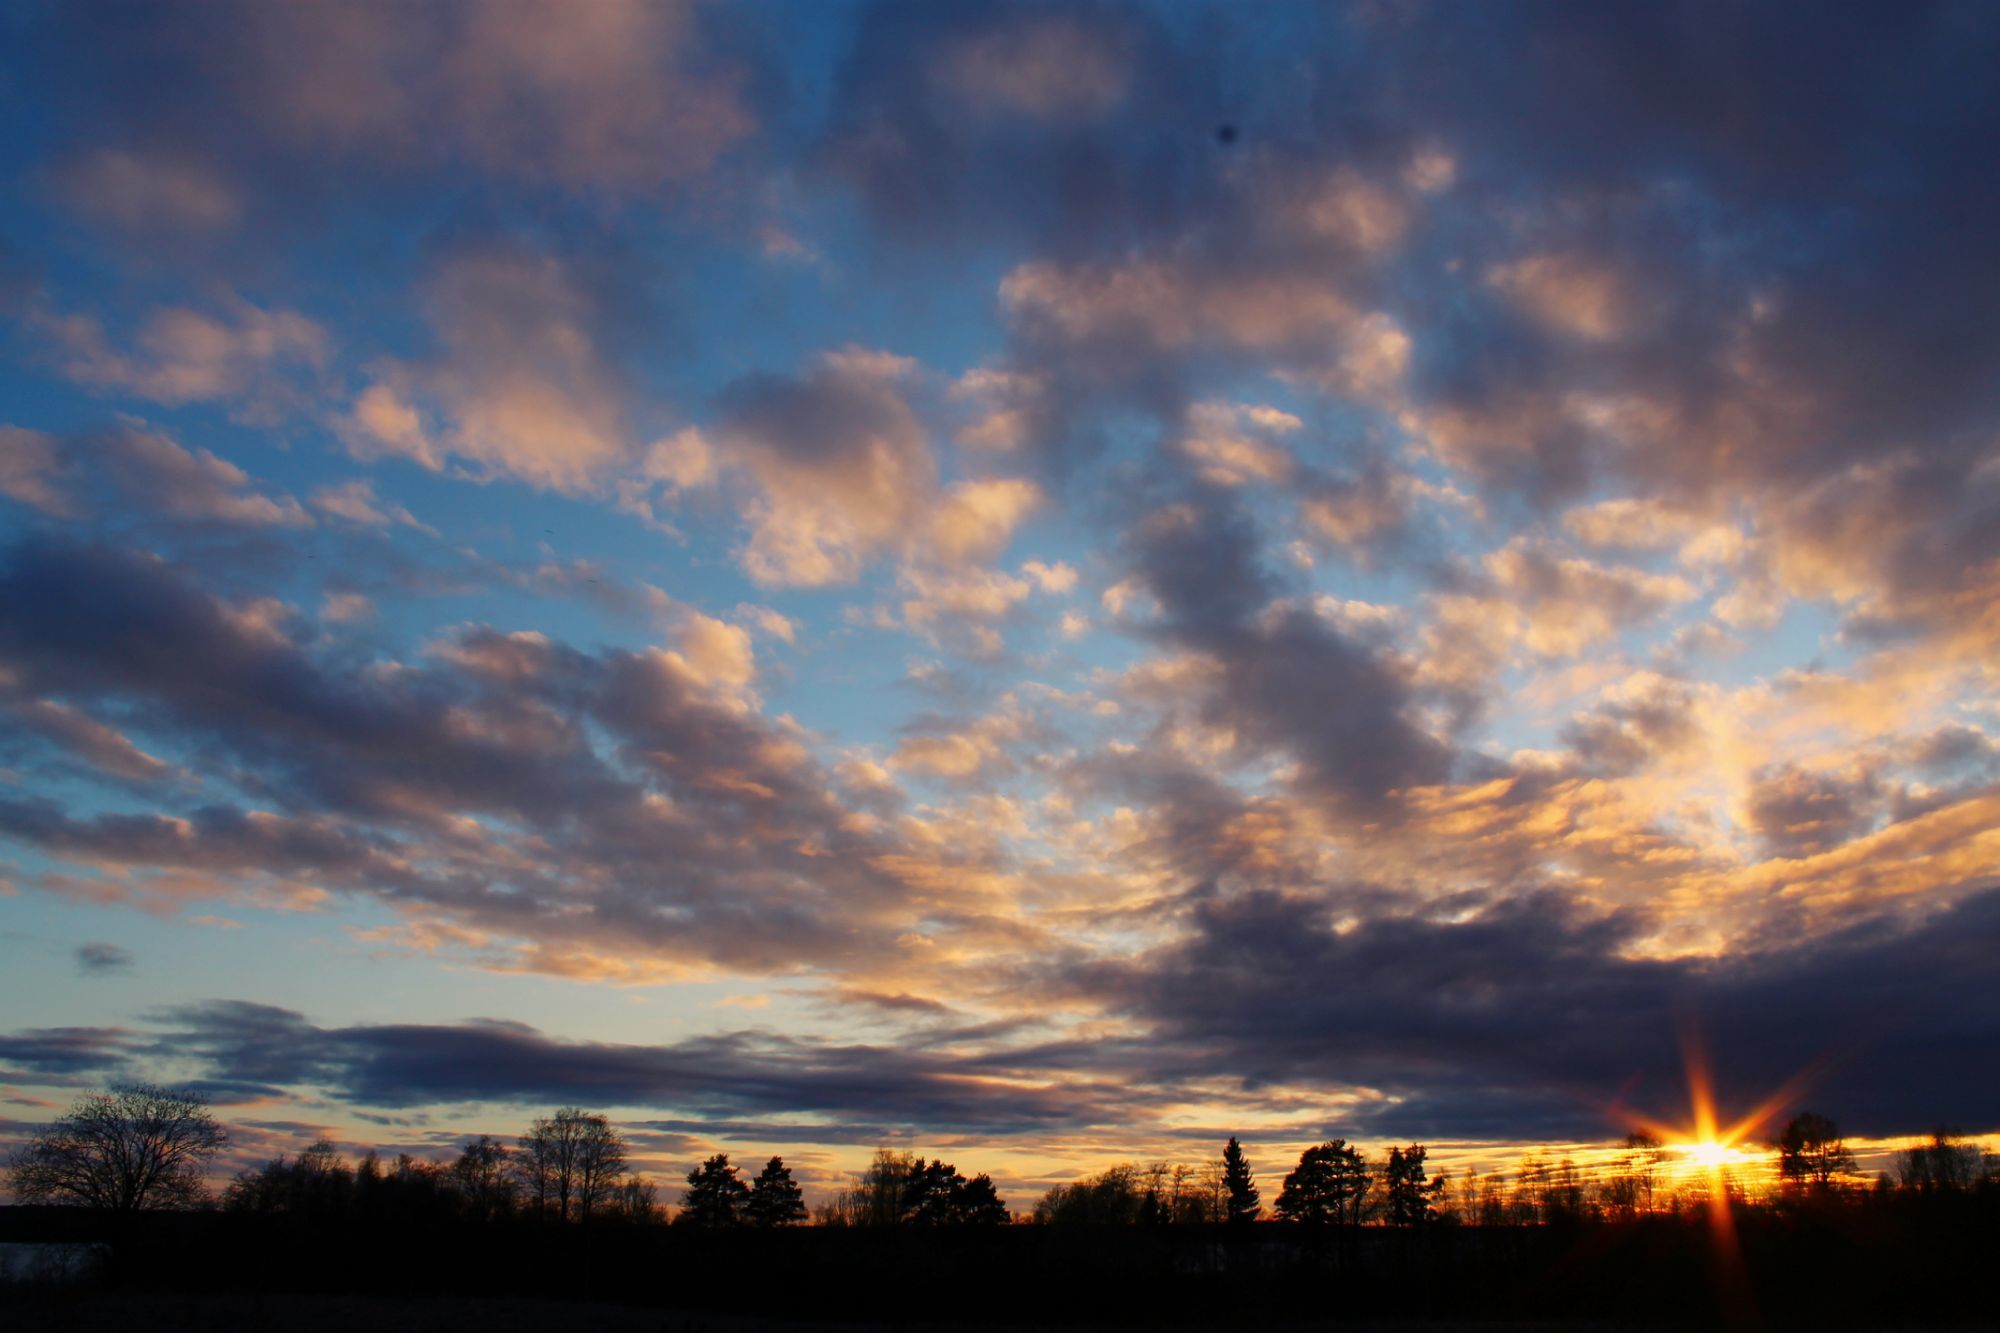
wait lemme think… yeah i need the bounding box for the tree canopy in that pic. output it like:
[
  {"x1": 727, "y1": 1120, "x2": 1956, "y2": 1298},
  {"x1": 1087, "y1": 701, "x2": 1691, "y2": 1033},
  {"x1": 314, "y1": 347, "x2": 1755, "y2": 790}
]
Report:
[
  {"x1": 1276, "y1": 1139, "x2": 1370, "y2": 1226},
  {"x1": 1384, "y1": 1144, "x2": 1446, "y2": 1226},
  {"x1": 746, "y1": 1155, "x2": 807, "y2": 1228},
  {"x1": 1776, "y1": 1112, "x2": 1856, "y2": 1190},
  {"x1": 7, "y1": 1083, "x2": 226, "y2": 1213},
  {"x1": 682, "y1": 1152, "x2": 751, "y2": 1227}
]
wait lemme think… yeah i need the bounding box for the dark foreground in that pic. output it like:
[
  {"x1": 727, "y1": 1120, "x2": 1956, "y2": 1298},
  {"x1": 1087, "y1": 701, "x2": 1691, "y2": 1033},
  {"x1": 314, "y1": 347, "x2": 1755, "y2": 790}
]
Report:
[
  {"x1": 4, "y1": 1197, "x2": 1998, "y2": 1329},
  {"x1": 0, "y1": 1292, "x2": 1680, "y2": 1333}
]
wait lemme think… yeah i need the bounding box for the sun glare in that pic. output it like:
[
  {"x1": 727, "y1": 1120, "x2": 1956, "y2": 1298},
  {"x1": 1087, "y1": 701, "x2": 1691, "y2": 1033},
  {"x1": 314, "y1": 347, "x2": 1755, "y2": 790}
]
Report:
[{"x1": 1678, "y1": 1139, "x2": 1746, "y2": 1171}]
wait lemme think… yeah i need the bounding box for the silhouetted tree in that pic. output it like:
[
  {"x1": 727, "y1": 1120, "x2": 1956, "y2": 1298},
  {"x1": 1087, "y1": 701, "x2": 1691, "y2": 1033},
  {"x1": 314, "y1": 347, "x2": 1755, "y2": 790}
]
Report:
[
  {"x1": 1276, "y1": 1140, "x2": 1370, "y2": 1226},
  {"x1": 1384, "y1": 1144, "x2": 1446, "y2": 1225},
  {"x1": 451, "y1": 1134, "x2": 518, "y2": 1219},
  {"x1": 1036, "y1": 1165, "x2": 1148, "y2": 1225},
  {"x1": 681, "y1": 1153, "x2": 751, "y2": 1227},
  {"x1": 603, "y1": 1174, "x2": 660, "y2": 1223},
  {"x1": 1776, "y1": 1112, "x2": 1855, "y2": 1191},
  {"x1": 746, "y1": 1155, "x2": 807, "y2": 1227},
  {"x1": 7, "y1": 1083, "x2": 226, "y2": 1213},
  {"x1": 1603, "y1": 1130, "x2": 1664, "y2": 1216},
  {"x1": 958, "y1": 1171, "x2": 1009, "y2": 1224},
  {"x1": 517, "y1": 1107, "x2": 626, "y2": 1222},
  {"x1": 1222, "y1": 1136, "x2": 1261, "y2": 1223},
  {"x1": 850, "y1": 1148, "x2": 918, "y2": 1227},
  {"x1": 1541, "y1": 1156, "x2": 1589, "y2": 1222},
  {"x1": 225, "y1": 1138, "x2": 354, "y2": 1216},
  {"x1": 902, "y1": 1157, "x2": 967, "y2": 1225},
  {"x1": 1898, "y1": 1128, "x2": 1981, "y2": 1193},
  {"x1": 888, "y1": 1158, "x2": 1005, "y2": 1224},
  {"x1": 1170, "y1": 1161, "x2": 1225, "y2": 1224}
]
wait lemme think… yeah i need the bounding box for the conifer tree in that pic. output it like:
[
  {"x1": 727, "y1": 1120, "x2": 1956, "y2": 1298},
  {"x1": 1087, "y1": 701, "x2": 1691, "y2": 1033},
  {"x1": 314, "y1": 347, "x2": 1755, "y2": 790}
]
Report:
[
  {"x1": 746, "y1": 1155, "x2": 807, "y2": 1227},
  {"x1": 1276, "y1": 1140, "x2": 1370, "y2": 1225},
  {"x1": 1384, "y1": 1144, "x2": 1446, "y2": 1225},
  {"x1": 681, "y1": 1152, "x2": 750, "y2": 1227},
  {"x1": 1222, "y1": 1136, "x2": 1261, "y2": 1223}
]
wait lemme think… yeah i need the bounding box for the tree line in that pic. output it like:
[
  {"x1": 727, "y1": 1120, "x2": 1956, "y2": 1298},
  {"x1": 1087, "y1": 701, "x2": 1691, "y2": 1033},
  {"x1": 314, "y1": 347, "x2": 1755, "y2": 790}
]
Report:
[{"x1": 8, "y1": 1084, "x2": 1998, "y2": 1228}]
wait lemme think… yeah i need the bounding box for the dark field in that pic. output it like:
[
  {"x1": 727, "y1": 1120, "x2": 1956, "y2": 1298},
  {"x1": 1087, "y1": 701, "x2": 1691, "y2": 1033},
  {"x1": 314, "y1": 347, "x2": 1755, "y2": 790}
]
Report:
[
  {"x1": 0, "y1": 1292, "x2": 1669, "y2": 1333},
  {"x1": 5, "y1": 1197, "x2": 1999, "y2": 1331}
]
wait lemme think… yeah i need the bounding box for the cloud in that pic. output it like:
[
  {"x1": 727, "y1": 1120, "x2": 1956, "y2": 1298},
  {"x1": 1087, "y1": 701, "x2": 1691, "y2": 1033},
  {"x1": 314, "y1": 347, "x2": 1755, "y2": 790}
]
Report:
[
  {"x1": 938, "y1": 14, "x2": 1135, "y2": 121},
  {"x1": 89, "y1": 423, "x2": 312, "y2": 528},
  {"x1": 38, "y1": 0, "x2": 756, "y2": 200},
  {"x1": 74, "y1": 942, "x2": 134, "y2": 975},
  {"x1": 4, "y1": 1, "x2": 2000, "y2": 1158},
  {"x1": 1487, "y1": 253, "x2": 1643, "y2": 343},
  {"x1": 53, "y1": 148, "x2": 243, "y2": 234},
  {"x1": 131, "y1": 1000, "x2": 1116, "y2": 1135},
  {"x1": 308, "y1": 478, "x2": 431, "y2": 533},
  {"x1": 1468, "y1": 540, "x2": 1699, "y2": 660},
  {"x1": 0, "y1": 427, "x2": 72, "y2": 516},
  {"x1": 1, "y1": 697, "x2": 170, "y2": 784},
  {"x1": 1074, "y1": 883, "x2": 2000, "y2": 1140},
  {"x1": 0, "y1": 534, "x2": 1008, "y2": 975},
  {"x1": 342, "y1": 245, "x2": 637, "y2": 493},
  {"x1": 1115, "y1": 489, "x2": 1451, "y2": 811},
  {"x1": 715, "y1": 350, "x2": 934, "y2": 586},
  {"x1": 33, "y1": 300, "x2": 330, "y2": 420}
]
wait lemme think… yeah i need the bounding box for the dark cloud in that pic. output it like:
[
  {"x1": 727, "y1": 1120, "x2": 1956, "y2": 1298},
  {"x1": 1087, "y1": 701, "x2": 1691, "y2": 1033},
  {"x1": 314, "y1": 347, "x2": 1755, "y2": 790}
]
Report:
[
  {"x1": 0, "y1": 534, "x2": 938, "y2": 971},
  {"x1": 1073, "y1": 883, "x2": 2000, "y2": 1140},
  {"x1": 1743, "y1": 765, "x2": 1881, "y2": 857},
  {"x1": 0, "y1": 1025, "x2": 138, "y2": 1081},
  {"x1": 1118, "y1": 487, "x2": 1451, "y2": 811},
  {"x1": 74, "y1": 942, "x2": 134, "y2": 975},
  {"x1": 138, "y1": 1001, "x2": 1133, "y2": 1136},
  {"x1": 820, "y1": 1, "x2": 1227, "y2": 255}
]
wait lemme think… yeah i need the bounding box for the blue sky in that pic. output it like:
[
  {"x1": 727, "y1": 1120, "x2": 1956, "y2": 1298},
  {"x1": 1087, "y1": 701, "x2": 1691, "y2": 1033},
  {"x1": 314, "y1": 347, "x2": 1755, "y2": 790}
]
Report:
[{"x1": 3, "y1": 0, "x2": 1999, "y2": 1201}]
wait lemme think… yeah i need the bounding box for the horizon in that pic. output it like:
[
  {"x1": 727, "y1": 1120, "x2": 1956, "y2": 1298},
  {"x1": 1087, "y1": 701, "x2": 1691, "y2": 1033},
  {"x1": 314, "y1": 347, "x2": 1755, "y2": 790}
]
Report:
[{"x1": 3, "y1": 1, "x2": 1998, "y2": 1216}]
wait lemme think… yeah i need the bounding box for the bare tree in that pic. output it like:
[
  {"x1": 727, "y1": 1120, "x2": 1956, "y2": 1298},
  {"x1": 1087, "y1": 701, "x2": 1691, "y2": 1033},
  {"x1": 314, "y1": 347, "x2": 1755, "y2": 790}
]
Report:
[
  {"x1": 1776, "y1": 1112, "x2": 1856, "y2": 1192},
  {"x1": 8, "y1": 1083, "x2": 226, "y2": 1212},
  {"x1": 1607, "y1": 1130, "x2": 1665, "y2": 1215},
  {"x1": 516, "y1": 1107, "x2": 627, "y2": 1222},
  {"x1": 1898, "y1": 1128, "x2": 1981, "y2": 1194},
  {"x1": 451, "y1": 1134, "x2": 518, "y2": 1220}
]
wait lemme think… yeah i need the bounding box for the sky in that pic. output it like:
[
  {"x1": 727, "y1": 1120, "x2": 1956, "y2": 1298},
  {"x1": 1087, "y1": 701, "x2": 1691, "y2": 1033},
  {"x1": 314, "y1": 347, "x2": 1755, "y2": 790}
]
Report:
[{"x1": 2, "y1": 0, "x2": 1998, "y2": 1205}]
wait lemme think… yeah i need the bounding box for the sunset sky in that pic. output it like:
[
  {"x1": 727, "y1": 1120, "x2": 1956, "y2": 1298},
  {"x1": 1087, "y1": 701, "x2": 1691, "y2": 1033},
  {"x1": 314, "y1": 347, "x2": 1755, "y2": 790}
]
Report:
[{"x1": 2, "y1": 1, "x2": 1997, "y2": 1203}]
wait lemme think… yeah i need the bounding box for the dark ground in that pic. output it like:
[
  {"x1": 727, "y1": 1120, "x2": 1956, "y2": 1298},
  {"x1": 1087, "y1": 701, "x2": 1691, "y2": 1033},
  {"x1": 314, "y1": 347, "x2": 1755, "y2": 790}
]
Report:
[{"x1": 0, "y1": 1295, "x2": 1794, "y2": 1333}]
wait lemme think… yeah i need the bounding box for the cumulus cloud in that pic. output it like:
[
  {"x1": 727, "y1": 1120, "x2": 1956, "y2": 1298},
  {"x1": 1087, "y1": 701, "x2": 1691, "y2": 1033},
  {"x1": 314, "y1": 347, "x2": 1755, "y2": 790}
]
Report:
[
  {"x1": 33, "y1": 300, "x2": 330, "y2": 419},
  {"x1": 0, "y1": 535, "x2": 1006, "y2": 975},
  {"x1": 39, "y1": 0, "x2": 755, "y2": 200},
  {"x1": 343, "y1": 246, "x2": 636, "y2": 493},
  {"x1": 4, "y1": 0, "x2": 2000, "y2": 1157},
  {"x1": 0, "y1": 427, "x2": 73, "y2": 515},
  {"x1": 706, "y1": 349, "x2": 1041, "y2": 588}
]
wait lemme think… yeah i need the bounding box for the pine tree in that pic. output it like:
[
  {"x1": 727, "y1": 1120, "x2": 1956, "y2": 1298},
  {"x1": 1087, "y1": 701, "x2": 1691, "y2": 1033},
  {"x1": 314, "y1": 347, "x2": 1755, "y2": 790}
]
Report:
[
  {"x1": 1222, "y1": 1136, "x2": 1261, "y2": 1224},
  {"x1": 957, "y1": 1172, "x2": 1009, "y2": 1225},
  {"x1": 1276, "y1": 1140, "x2": 1370, "y2": 1225},
  {"x1": 746, "y1": 1155, "x2": 807, "y2": 1227},
  {"x1": 1384, "y1": 1144, "x2": 1446, "y2": 1225},
  {"x1": 680, "y1": 1153, "x2": 750, "y2": 1227}
]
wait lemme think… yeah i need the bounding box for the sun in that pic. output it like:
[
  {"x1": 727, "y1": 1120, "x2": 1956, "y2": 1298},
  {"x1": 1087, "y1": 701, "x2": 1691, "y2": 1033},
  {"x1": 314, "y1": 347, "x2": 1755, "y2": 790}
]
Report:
[{"x1": 1680, "y1": 1138, "x2": 1746, "y2": 1170}]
